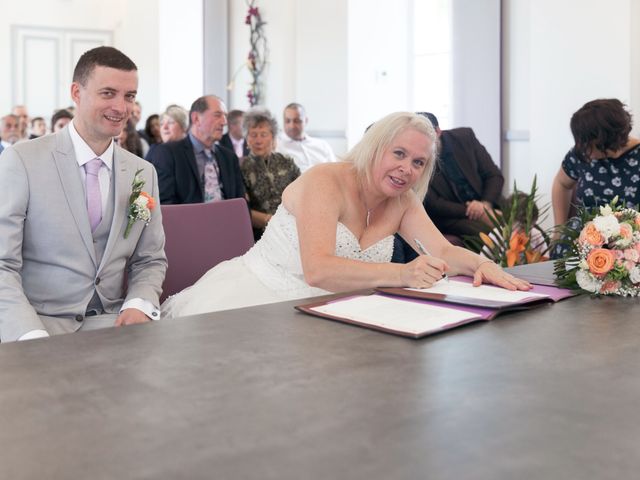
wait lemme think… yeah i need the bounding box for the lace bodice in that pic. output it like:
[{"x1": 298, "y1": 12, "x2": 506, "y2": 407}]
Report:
[{"x1": 243, "y1": 204, "x2": 394, "y2": 297}]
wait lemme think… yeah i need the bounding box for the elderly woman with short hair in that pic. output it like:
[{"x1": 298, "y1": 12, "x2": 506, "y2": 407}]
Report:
[
  {"x1": 159, "y1": 104, "x2": 189, "y2": 143},
  {"x1": 241, "y1": 108, "x2": 301, "y2": 240}
]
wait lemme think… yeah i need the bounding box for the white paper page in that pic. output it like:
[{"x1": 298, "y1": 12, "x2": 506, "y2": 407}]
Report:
[
  {"x1": 310, "y1": 295, "x2": 480, "y2": 336},
  {"x1": 407, "y1": 280, "x2": 548, "y2": 303}
]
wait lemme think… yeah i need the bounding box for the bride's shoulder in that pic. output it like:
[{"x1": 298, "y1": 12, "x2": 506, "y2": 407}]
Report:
[
  {"x1": 283, "y1": 163, "x2": 352, "y2": 213},
  {"x1": 298, "y1": 162, "x2": 353, "y2": 189}
]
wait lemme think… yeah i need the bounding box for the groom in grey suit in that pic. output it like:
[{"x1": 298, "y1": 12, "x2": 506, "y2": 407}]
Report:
[{"x1": 0, "y1": 46, "x2": 167, "y2": 342}]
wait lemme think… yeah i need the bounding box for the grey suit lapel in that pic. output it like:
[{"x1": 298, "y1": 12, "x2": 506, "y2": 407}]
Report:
[
  {"x1": 52, "y1": 130, "x2": 97, "y2": 265},
  {"x1": 100, "y1": 146, "x2": 131, "y2": 271}
]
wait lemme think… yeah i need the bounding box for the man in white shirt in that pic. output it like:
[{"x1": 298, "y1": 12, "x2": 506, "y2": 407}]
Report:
[
  {"x1": 0, "y1": 46, "x2": 166, "y2": 342},
  {"x1": 276, "y1": 103, "x2": 335, "y2": 172},
  {"x1": 219, "y1": 109, "x2": 249, "y2": 159}
]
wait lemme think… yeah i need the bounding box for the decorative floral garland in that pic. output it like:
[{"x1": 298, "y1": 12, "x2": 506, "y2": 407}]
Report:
[{"x1": 244, "y1": 1, "x2": 268, "y2": 106}]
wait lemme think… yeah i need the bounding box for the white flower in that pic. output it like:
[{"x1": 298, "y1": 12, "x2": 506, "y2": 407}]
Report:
[
  {"x1": 579, "y1": 259, "x2": 589, "y2": 270},
  {"x1": 576, "y1": 269, "x2": 602, "y2": 292},
  {"x1": 134, "y1": 195, "x2": 149, "y2": 208},
  {"x1": 630, "y1": 266, "x2": 640, "y2": 284},
  {"x1": 599, "y1": 203, "x2": 614, "y2": 216},
  {"x1": 138, "y1": 209, "x2": 151, "y2": 221},
  {"x1": 592, "y1": 214, "x2": 620, "y2": 240}
]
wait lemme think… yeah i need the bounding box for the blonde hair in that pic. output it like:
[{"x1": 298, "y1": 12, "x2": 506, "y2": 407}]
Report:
[{"x1": 345, "y1": 112, "x2": 437, "y2": 200}]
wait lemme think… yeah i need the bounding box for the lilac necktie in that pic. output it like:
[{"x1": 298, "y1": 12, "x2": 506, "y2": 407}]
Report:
[{"x1": 85, "y1": 158, "x2": 103, "y2": 232}]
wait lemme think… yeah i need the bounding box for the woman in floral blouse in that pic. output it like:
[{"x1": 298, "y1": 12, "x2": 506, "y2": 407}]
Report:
[
  {"x1": 551, "y1": 98, "x2": 640, "y2": 256},
  {"x1": 241, "y1": 108, "x2": 301, "y2": 239}
]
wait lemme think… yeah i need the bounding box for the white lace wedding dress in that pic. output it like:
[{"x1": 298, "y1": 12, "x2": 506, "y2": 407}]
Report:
[{"x1": 162, "y1": 204, "x2": 394, "y2": 319}]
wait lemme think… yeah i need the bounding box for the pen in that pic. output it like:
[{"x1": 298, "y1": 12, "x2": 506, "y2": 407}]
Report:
[{"x1": 414, "y1": 238, "x2": 449, "y2": 282}]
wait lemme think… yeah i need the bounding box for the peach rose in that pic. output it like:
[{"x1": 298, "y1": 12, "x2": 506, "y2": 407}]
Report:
[
  {"x1": 619, "y1": 222, "x2": 633, "y2": 240},
  {"x1": 579, "y1": 222, "x2": 604, "y2": 247},
  {"x1": 587, "y1": 248, "x2": 616, "y2": 275},
  {"x1": 635, "y1": 216, "x2": 640, "y2": 227}
]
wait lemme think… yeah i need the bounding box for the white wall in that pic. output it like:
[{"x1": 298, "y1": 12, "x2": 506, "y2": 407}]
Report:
[
  {"x1": 0, "y1": 0, "x2": 161, "y2": 125},
  {"x1": 503, "y1": 0, "x2": 634, "y2": 228},
  {"x1": 347, "y1": 0, "x2": 411, "y2": 148},
  {"x1": 451, "y1": 0, "x2": 501, "y2": 166},
  {"x1": 158, "y1": 0, "x2": 203, "y2": 113}
]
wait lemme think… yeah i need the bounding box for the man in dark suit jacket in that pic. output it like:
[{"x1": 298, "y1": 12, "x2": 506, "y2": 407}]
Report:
[
  {"x1": 219, "y1": 109, "x2": 249, "y2": 159},
  {"x1": 147, "y1": 95, "x2": 245, "y2": 204},
  {"x1": 421, "y1": 112, "x2": 503, "y2": 237},
  {"x1": 392, "y1": 112, "x2": 504, "y2": 264}
]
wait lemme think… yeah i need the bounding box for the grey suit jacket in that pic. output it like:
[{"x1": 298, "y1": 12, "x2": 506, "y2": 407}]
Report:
[{"x1": 0, "y1": 129, "x2": 167, "y2": 342}]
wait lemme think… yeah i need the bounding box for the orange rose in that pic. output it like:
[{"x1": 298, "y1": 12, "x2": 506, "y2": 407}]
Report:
[
  {"x1": 587, "y1": 248, "x2": 615, "y2": 275},
  {"x1": 579, "y1": 222, "x2": 604, "y2": 247},
  {"x1": 140, "y1": 191, "x2": 156, "y2": 210}
]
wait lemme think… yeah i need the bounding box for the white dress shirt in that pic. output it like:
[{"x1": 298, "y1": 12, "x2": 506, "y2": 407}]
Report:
[
  {"x1": 230, "y1": 135, "x2": 246, "y2": 159},
  {"x1": 276, "y1": 133, "x2": 336, "y2": 173}
]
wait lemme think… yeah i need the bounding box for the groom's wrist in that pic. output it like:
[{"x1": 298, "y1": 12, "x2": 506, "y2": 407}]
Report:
[{"x1": 121, "y1": 298, "x2": 160, "y2": 321}]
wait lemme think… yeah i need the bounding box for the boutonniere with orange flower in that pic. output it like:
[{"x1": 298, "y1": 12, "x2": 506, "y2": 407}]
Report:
[
  {"x1": 555, "y1": 196, "x2": 640, "y2": 296},
  {"x1": 464, "y1": 176, "x2": 551, "y2": 267},
  {"x1": 124, "y1": 169, "x2": 156, "y2": 239}
]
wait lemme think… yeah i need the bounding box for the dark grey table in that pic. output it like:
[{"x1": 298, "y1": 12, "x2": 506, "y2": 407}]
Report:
[{"x1": 1, "y1": 292, "x2": 639, "y2": 479}]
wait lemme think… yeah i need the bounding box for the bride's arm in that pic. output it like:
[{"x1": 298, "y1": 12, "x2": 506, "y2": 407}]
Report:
[
  {"x1": 398, "y1": 194, "x2": 531, "y2": 291},
  {"x1": 286, "y1": 167, "x2": 446, "y2": 292}
]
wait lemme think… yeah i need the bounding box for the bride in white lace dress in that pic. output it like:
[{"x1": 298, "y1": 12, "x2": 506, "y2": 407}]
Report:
[{"x1": 162, "y1": 112, "x2": 530, "y2": 319}]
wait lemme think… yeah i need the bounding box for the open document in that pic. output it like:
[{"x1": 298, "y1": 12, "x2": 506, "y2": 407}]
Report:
[
  {"x1": 297, "y1": 277, "x2": 576, "y2": 338},
  {"x1": 304, "y1": 294, "x2": 484, "y2": 338}
]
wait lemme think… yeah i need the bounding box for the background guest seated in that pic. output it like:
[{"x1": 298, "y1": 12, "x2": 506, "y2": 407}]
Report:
[
  {"x1": 145, "y1": 104, "x2": 188, "y2": 159},
  {"x1": 241, "y1": 108, "x2": 300, "y2": 240},
  {"x1": 117, "y1": 119, "x2": 144, "y2": 157},
  {"x1": 146, "y1": 95, "x2": 245, "y2": 204},
  {"x1": 0, "y1": 114, "x2": 20, "y2": 154},
  {"x1": 276, "y1": 102, "x2": 336, "y2": 172},
  {"x1": 29, "y1": 117, "x2": 47, "y2": 139},
  {"x1": 220, "y1": 109, "x2": 249, "y2": 160},
  {"x1": 421, "y1": 112, "x2": 504, "y2": 238},
  {"x1": 140, "y1": 114, "x2": 162, "y2": 147},
  {"x1": 51, "y1": 109, "x2": 74, "y2": 132}
]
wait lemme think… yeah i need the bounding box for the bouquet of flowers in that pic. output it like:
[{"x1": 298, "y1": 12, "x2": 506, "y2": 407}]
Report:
[
  {"x1": 554, "y1": 196, "x2": 640, "y2": 296},
  {"x1": 464, "y1": 176, "x2": 551, "y2": 267}
]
